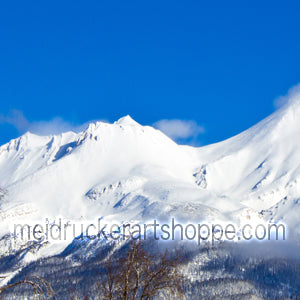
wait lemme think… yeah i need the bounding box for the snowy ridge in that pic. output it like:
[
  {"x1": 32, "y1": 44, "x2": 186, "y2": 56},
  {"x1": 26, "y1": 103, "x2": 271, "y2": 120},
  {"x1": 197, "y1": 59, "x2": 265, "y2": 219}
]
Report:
[{"x1": 1, "y1": 100, "x2": 300, "y2": 254}]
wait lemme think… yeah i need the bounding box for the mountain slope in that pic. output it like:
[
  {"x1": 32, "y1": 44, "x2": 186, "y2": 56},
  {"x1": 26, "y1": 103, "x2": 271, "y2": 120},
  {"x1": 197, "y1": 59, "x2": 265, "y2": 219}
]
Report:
[{"x1": 1, "y1": 96, "x2": 300, "y2": 241}]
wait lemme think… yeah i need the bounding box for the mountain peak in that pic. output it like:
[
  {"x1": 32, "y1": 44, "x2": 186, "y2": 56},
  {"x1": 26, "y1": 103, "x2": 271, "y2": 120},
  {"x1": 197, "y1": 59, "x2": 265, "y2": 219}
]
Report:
[{"x1": 115, "y1": 115, "x2": 140, "y2": 126}]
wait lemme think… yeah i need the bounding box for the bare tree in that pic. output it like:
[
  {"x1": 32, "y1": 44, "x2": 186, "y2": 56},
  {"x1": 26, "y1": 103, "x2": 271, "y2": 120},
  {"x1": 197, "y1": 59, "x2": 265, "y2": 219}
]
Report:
[
  {"x1": 99, "y1": 239, "x2": 184, "y2": 300},
  {"x1": 0, "y1": 276, "x2": 54, "y2": 299}
]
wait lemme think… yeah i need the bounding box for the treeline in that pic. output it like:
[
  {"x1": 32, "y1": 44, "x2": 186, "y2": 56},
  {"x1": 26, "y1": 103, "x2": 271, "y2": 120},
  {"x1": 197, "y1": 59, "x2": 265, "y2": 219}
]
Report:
[{"x1": 1, "y1": 239, "x2": 300, "y2": 299}]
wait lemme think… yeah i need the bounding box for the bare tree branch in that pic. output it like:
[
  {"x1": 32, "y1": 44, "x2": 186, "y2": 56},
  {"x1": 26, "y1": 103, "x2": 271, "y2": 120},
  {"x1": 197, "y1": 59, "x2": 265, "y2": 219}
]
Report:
[
  {"x1": 0, "y1": 276, "x2": 54, "y2": 299},
  {"x1": 99, "y1": 239, "x2": 184, "y2": 300}
]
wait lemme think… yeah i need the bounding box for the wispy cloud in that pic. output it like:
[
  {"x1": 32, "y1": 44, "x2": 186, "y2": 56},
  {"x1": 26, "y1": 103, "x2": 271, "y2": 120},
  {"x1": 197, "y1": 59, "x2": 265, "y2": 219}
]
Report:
[
  {"x1": 0, "y1": 110, "x2": 85, "y2": 135},
  {"x1": 153, "y1": 119, "x2": 205, "y2": 145},
  {"x1": 274, "y1": 83, "x2": 300, "y2": 109},
  {"x1": 0, "y1": 109, "x2": 30, "y2": 132}
]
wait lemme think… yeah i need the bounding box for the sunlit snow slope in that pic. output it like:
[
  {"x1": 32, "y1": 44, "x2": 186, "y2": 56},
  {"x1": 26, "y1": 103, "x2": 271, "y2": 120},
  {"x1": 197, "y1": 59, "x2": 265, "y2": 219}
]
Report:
[{"x1": 1, "y1": 95, "x2": 300, "y2": 240}]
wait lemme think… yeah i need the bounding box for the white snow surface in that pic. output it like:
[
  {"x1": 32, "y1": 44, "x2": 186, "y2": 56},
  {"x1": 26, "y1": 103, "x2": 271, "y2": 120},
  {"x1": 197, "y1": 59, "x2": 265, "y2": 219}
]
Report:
[{"x1": 1, "y1": 96, "x2": 300, "y2": 248}]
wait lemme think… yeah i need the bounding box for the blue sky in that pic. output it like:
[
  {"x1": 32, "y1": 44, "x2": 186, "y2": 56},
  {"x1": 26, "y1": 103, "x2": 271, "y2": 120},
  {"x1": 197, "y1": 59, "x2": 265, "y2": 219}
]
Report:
[{"x1": 0, "y1": 0, "x2": 300, "y2": 146}]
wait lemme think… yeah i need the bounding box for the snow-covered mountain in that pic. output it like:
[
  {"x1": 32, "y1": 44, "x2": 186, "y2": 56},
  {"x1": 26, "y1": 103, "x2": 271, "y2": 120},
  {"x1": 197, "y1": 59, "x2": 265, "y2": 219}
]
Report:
[{"x1": 1, "y1": 95, "x2": 300, "y2": 248}]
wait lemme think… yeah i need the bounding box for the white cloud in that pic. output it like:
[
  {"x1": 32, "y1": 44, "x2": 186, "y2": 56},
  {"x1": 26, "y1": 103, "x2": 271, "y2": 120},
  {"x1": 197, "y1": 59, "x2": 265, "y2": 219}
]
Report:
[
  {"x1": 0, "y1": 109, "x2": 30, "y2": 132},
  {"x1": 153, "y1": 119, "x2": 205, "y2": 143},
  {"x1": 274, "y1": 83, "x2": 300, "y2": 109},
  {"x1": 28, "y1": 117, "x2": 80, "y2": 135},
  {"x1": 0, "y1": 110, "x2": 84, "y2": 135}
]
